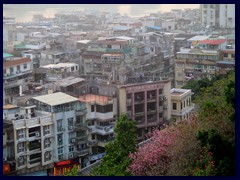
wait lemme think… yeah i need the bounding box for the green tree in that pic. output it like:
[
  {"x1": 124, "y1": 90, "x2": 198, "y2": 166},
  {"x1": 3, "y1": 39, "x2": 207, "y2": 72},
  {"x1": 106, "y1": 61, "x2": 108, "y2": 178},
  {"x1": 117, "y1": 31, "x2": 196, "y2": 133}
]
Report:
[{"x1": 92, "y1": 113, "x2": 137, "y2": 176}]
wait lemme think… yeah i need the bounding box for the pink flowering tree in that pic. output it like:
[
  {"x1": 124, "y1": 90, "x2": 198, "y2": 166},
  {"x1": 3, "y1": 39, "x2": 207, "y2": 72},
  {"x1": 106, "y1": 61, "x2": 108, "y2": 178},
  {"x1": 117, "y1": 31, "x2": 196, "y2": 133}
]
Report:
[{"x1": 129, "y1": 125, "x2": 180, "y2": 176}]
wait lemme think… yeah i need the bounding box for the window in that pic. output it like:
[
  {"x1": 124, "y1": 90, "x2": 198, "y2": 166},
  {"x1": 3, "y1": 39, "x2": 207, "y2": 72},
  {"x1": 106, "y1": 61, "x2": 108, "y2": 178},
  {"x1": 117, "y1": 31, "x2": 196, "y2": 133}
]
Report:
[
  {"x1": 96, "y1": 104, "x2": 113, "y2": 113},
  {"x1": 172, "y1": 103, "x2": 177, "y2": 110},
  {"x1": 43, "y1": 125, "x2": 50, "y2": 135},
  {"x1": 17, "y1": 129, "x2": 24, "y2": 140},
  {"x1": 57, "y1": 134, "x2": 63, "y2": 146},
  {"x1": 91, "y1": 105, "x2": 95, "y2": 112},
  {"x1": 224, "y1": 53, "x2": 228, "y2": 57},
  {"x1": 18, "y1": 156, "x2": 25, "y2": 167},
  {"x1": 71, "y1": 66, "x2": 74, "y2": 71},
  {"x1": 137, "y1": 129, "x2": 142, "y2": 138},
  {"x1": 23, "y1": 64, "x2": 27, "y2": 69},
  {"x1": 69, "y1": 145, "x2": 74, "y2": 152},
  {"x1": 58, "y1": 147, "x2": 63, "y2": 155},
  {"x1": 17, "y1": 142, "x2": 25, "y2": 153},
  {"x1": 232, "y1": 54, "x2": 235, "y2": 59},
  {"x1": 57, "y1": 119, "x2": 63, "y2": 132},
  {"x1": 17, "y1": 65, "x2": 20, "y2": 70},
  {"x1": 159, "y1": 89, "x2": 163, "y2": 94},
  {"x1": 76, "y1": 115, "x2": 84, "y2": 124},
  {"x1": 204, "y1": 65, "x2": 208, "y2": 69},
  {"x1": 68, "y1": 118, "x2": 74, "y2": 128},
  {"x1": 181, "y1": 102, "x2": 183, "y2": 110},
  {"x1": 176, "y1": 63, "x2": 184, "y2": 67},
  {"x1": 44, "y1": 151, "x2": 51, "y2": 161},
  {"x1": 159, "y1": 113, "x2": 163, "y2": 118},
  {"x1": 44, "y1": 138, "x2": 51, "y2": 149},
  {"x1": 10, "y1": 67, "x2": 14, "y2": 73},
  {"x1": 176, "y1": 81, "x2": 184, "y2": 86},
  {"x1": 69, "y1": 132, "x2": 74, "y2": 144},
  {"x1": 177, "y1": 72, "x2": 183, "y2": 77},
  {"x1": 210, "y1": 66, "x2": 215, "y2": 70}
]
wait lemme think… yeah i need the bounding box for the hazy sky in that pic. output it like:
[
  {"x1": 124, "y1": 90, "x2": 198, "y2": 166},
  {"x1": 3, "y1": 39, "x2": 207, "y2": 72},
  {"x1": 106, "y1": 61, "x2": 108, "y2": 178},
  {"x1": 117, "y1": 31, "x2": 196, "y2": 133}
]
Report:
[{"x1": 3, "y1": 4, "x2": 200, "y2": 22}]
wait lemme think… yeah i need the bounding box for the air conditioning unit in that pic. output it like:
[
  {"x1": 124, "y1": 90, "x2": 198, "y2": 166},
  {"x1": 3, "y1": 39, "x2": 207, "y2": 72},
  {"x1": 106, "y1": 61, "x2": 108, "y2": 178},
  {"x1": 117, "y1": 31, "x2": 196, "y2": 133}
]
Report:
[
  {"x1": 71, "y1": 138, "x2": 76, "y2": 143},
  {"x1": 61, "y1": 127, "x2": 65, "y2": 131},
  {"x1": 3, "y1": 157, "x2": 7, "y2": 161},
  {"x1": 36, "y1": 132, "x2": 40, "y2": 137},
  {"x1": 69, "y1": 126, "x2": 73, "y2": 130}
]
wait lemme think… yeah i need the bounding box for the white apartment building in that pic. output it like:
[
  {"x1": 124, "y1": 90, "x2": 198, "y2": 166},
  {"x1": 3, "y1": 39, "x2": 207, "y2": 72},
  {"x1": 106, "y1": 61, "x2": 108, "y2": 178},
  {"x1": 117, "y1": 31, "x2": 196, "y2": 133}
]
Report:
[
  {"x1": 201, "y1": 4, "x2": 235, "y2": 29},
  {"x1": 32, "y1": 92, "x2": 88, "y2": 168}
]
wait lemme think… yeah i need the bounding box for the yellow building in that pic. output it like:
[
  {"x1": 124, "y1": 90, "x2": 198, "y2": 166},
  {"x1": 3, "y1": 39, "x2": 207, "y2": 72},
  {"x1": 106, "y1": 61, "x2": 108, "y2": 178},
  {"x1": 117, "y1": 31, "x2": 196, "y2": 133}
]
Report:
[{"x1": 171, "y1": 88, "x2": 194, "y2": 121}]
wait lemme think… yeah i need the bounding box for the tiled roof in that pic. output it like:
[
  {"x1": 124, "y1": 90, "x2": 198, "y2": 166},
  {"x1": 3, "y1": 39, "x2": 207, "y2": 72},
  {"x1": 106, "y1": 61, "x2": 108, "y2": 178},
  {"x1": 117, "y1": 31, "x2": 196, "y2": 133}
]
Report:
[
  {"x1": 3, "y1": 58, "x2": 31, "y2": 68},
  {"x1": 198, "y1": 39, "x2": 227, "y2": 45}
]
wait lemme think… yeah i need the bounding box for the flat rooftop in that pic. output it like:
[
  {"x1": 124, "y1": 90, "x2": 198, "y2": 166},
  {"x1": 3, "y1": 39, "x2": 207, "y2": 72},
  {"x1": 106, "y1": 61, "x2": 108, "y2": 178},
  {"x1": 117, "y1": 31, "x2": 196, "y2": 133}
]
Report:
[
  {"x1": 33, "y1": 92, "x2": 79, "y2": 106},
  {"x1": 171, "y1": 88, "x2": 192, "y2": 96},
  {"x1": 55, "y1": 77, "x2": 85, "y2": 87},
  {"x1": 3, "y1": 104, "x2": 19, "y2": 110}
]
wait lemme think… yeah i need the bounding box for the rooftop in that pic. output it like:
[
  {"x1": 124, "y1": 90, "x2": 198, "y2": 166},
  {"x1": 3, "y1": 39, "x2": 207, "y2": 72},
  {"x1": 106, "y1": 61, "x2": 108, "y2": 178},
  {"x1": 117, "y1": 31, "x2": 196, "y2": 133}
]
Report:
[
  {"x1": 198, "y1": 39, "x2": 227, "y2": 45},
  {"x1": 41, "y1": 63, "x2": 78, "y2": 69},
  {"x1": 3, "y1": 104, "x2": 19, "y2": 110},
  {"x1": 171, "y1": 88, "x2": 192, "y2": 96},
  {"x1": 55, "y1": 77, "x2": 85, "y2": 87},
  {"x1": 3, "y1": 57, "x2": 31, "y2": 68},
  {"x1": 32, "y1": 92, "x2": 79, "y2": 106},
  {"x1": 187, "y1": 35, "x2": 210, "y2": 42},
  {"x1": 3, "y1": 53, "x2": 13, "y2": 59}
]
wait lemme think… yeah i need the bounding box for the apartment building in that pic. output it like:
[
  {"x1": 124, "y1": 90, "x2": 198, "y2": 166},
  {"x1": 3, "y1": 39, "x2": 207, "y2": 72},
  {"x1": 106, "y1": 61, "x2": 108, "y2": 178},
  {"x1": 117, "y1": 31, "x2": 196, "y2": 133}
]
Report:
[
  {"x1": 3, "y1": 56, "x2": 33, "y2": 105},
  {"x1": 3, "y1": 116, "x2": 15, "y2": 175},
  {"x1": 40, "y1": 50, "x2": 67, "y2": 66},
  {"x1": 41, "y1": 63, "x2": 79, "y2": 82},
  {"x1": 21, "y1": 50, "x2": 41, "y2": 69},
  {"x1": 31, "y1": 92, "x2": 88, "y2": 172},
  {"x1": 175, "y1": 48, "x2": 218, "y2": 88},
  {"x1": 201, "y1": 4, "x2": 235, "y2": 29},
  {"x1": 118, "y1": 78, "x2": 171, "y2": 142},
  {"x1": 3, "y1": 103, "x2": 54, "y2": 176},
  {"x1": 79, "y1": 94, "x2": 117, "y2": 164},
  {"x1": 171, "y1": 88, "x2": 195, "y2": 121}
]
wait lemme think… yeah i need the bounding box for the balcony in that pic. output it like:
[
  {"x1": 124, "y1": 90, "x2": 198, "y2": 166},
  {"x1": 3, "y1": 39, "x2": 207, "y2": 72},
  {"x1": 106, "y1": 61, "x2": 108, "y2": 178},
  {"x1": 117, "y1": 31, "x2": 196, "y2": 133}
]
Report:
[
  {"x1": 172, "y1": 103, "x2": 195, "y2": 116},
  {"x1": 72, "y1": 136, "x2": 88, "y2": 144},
  {"x1": 87, "y1": 140, "x2": 98, "y2": 147},
  {"x1": 147, "y1": 117, "x2": 157, "y2": 124},
  {"x1": 74, "y1": 122, "x2": 88, "y2": 131},
  {"x1": 27, "y1": 131, "x2": 41, "y2": 141},
  {"x1": 75, "y1": 149, "x2": 89, "y2": 157},
  {"x1": 76, "y1": 109, "x2": 87, "y2": 116},
  {"x1": 97, "y1": 137, "x2": 114, "y2": 147},
  {"x1": 88, "y1": 125, "x2": 114, "y2": 135},
  {"x1": 135, "y1": 112, "x2": 144, "y2": 116},
  {"x1": 147, "y1": 110, "x2": 156, "y2": 115},
  {"x1": 147, "y1": 96, "x2": 156, "y2": 102}
]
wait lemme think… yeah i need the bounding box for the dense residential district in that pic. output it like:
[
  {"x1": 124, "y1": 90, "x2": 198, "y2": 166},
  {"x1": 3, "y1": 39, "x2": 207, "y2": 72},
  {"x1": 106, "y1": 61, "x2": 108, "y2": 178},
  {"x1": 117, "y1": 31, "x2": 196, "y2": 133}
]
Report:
[{"x1": 3, "y1": 4, "x2": 235, "y2": 176}]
